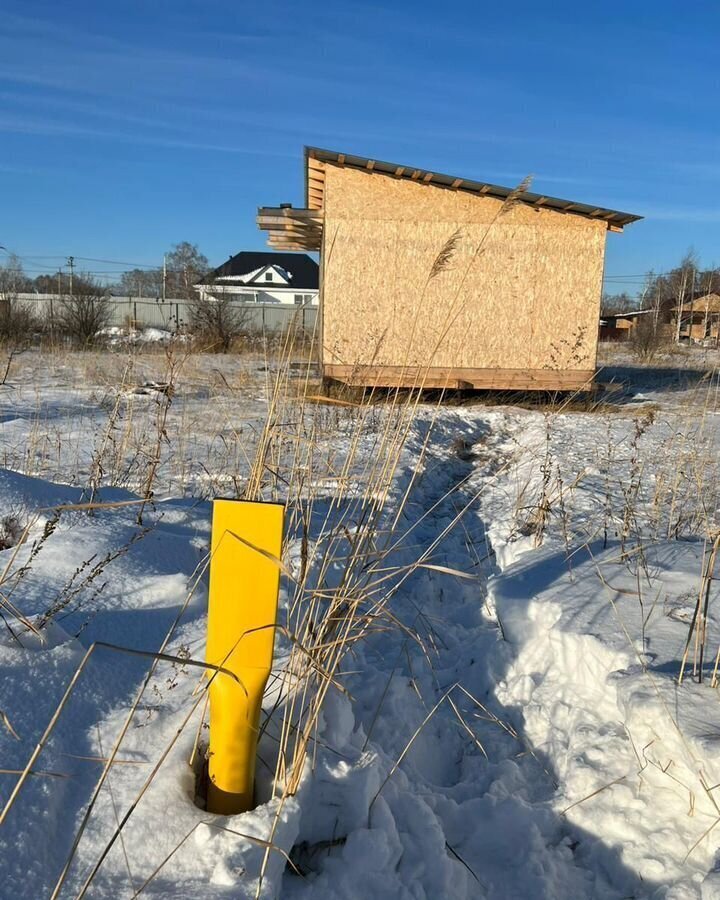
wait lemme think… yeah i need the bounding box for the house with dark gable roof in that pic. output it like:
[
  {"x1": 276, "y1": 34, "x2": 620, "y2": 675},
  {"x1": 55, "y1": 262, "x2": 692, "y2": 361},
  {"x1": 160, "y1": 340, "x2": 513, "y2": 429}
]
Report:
[{"x1": 195, "y1": 251, "x2": 319, "y2": 306}]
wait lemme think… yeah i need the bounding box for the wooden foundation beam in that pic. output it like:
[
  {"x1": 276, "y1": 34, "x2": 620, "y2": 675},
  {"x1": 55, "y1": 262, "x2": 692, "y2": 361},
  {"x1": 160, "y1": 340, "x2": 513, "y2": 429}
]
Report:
[{"x1": 323, "y1": 365, "x2": 596, "y2": 392}]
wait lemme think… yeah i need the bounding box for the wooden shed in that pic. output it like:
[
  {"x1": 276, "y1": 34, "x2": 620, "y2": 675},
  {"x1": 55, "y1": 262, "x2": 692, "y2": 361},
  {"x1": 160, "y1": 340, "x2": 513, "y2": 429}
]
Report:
[{"x1": 258, "y1": 148, "x2": 641, "y2": 391}]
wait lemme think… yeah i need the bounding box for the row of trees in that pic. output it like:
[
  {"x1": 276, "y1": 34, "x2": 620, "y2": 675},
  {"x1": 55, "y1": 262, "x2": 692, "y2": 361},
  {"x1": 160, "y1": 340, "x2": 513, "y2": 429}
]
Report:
[
  {"x1": 1, "y1": 242, "x2": 211, "y2": 301},
  {"x1": 602, "y1": 252, "x2": 719, "y2": 317},
  {"x1": 116, "y1": 242, "x2": 210, "y2": 300},
  {"x1": 643, "y1": 252, "x2": 718, "y2": 312},
  {"x1": 1, "y1": 252, "x2": 249, "y2": 351},
  {"x1": 0, "y1": 268, "x2": 116, "y2": 346},
  {"x1": 600, "y1": 292, "x2": 635, "y2": 316},
  {"x1": 602, "y1": 252, "x2": 720, "y2": 359}
]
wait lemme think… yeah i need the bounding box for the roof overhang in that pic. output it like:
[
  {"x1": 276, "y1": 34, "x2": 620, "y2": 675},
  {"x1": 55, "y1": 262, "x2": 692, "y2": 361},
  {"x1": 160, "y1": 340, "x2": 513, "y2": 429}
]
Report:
[
  {"x1": 304, "y1": 146, "x2": 642, "y2": 231},
  {"x1": 672, "y1": 299, "x2": 720, "y2": 314},
  {"x1": 257, "y1": 147, "x2": 642, "y2": 250}
]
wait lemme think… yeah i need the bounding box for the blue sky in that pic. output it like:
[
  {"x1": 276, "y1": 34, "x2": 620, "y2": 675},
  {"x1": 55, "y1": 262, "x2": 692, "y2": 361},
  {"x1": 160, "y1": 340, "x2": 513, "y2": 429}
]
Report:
[{"x1": 1, "y1": 0, "x2": 719, "y2": 294}]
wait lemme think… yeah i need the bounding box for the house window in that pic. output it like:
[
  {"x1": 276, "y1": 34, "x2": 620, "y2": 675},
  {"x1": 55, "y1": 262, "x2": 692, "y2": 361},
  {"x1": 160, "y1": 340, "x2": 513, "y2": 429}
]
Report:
[
  {"x1": 265, "y1": 272, "x2": 273, "y2": 281},
  {"x1": 294, "y1": 294, "x2": 304, "y2": 305}
]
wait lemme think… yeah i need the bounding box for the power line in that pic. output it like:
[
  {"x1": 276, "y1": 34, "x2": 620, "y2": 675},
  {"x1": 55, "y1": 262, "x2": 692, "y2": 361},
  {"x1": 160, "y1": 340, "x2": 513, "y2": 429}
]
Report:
[
  {"x1": 4, "y1": 249, "x2": 714, "y2": 292},
  {"x1": 2, "y1": 246, "x2": 708, "y2": 281},
  {"x1": 74, "y1": 256, "x2": 162, "y2": 269},
  {"x1": 6, "y1": 253, "x2": 162, "y2": 270}
]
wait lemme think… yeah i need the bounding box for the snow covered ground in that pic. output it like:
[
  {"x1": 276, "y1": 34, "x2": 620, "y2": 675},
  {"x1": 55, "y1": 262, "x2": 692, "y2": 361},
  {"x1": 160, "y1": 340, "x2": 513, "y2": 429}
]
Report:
[{"x1": 1, "y1": 344, "x2": 719, "y2": 898}]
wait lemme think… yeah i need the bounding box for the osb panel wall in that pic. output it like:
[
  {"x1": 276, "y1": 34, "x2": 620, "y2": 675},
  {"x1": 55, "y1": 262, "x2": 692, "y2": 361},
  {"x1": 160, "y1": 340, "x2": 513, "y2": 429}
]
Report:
[{"x1": 321, "y1": 165, "x2": 607, "y2": 371}]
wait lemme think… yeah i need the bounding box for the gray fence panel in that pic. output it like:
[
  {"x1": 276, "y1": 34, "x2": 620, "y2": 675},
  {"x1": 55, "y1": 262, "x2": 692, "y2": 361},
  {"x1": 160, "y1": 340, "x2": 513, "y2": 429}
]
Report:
[{"x1": 14, "y1": 294, "x2": 317, "y2": 335}]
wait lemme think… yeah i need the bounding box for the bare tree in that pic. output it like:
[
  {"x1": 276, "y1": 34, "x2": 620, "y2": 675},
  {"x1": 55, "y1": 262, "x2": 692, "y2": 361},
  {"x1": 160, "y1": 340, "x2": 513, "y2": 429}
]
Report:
[
  {"x1": 187, "y1": 286, "x2": 250, "y2": 352},
  {"x1": 601, "y1": 292, "x2": 635, "y2": 316},
  {"x1": 673, "y1": 251, "x2": 698, "y2": 344},
  {"x1": 119, "y1": 267, "x2": 164, "y2": 298},
  {"x1": 115, "y1": 242, "x2": 209, "y2": 301},
  {"x1": 33, "y1": 271, "x2": 67, "y2": 294},
  {"x1": 0, "y1": 254, "x2": 36, "y2": 344},
  {"x1": 0, "y1": 253, "x2": 31, "y2": 294},
  {"x1": 57, "y1": 275, "x2": 113, "y2": 347},
  {"x1": 166, "y1": 242, "x2": 209, "y2": 299},
  {"x1": 630, "y1": 313, "x2": 668, "y2": 361}
]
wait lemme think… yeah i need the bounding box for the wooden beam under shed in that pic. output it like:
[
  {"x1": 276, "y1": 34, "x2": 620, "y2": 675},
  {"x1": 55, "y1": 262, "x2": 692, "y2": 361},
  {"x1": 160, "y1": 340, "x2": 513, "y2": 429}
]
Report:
[
  {"x1": 257, "y1": 206, "x2": 323, "y2": 221},
  {"x1": 258, "y1": 225, "x2": 322, "y2": 239},
  {"x1": 267, "y1": 238, "x2": 319, "y2": 250},
  {"x1": 324, "y1": 364, "x2": 596, "y2": 392},
  {"x1": 267, "y1": 238, "x2": 309, "y2": 245}
]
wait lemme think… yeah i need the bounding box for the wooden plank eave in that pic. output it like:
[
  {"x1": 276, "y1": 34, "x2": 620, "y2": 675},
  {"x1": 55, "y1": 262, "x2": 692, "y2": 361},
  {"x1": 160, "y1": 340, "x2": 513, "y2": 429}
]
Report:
[{"x1": 257, "y1": 205, "x2": 324, "y2": 251}]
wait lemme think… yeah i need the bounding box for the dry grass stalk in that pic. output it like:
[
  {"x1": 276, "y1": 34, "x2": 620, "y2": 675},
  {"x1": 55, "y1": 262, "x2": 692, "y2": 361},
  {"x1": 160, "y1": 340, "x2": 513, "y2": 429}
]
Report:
[
  {"x1": 679, "y1": 531, "x2": 720, "y2": 685},
  {"x1": 428, "y1": 228, "x2": 462, "y2": 280}
]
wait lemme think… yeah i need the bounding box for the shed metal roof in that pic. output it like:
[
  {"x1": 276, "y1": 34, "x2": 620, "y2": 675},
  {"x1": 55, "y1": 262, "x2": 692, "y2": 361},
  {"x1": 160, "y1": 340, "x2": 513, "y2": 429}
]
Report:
[{"x1": 304, "y1": 146, "x2": 642, "y2": 229}]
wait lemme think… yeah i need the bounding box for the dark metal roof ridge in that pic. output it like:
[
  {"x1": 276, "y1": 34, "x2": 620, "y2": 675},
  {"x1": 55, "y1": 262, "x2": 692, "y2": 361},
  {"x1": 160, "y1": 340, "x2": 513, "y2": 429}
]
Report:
[{"x1": 304, "y1": 146, "x2": 642, "y2": 227}]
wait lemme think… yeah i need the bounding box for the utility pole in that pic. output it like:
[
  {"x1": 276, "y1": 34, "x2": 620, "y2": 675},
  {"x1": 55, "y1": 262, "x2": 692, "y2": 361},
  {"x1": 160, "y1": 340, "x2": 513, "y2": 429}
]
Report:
[
  {"x1": 162, "y1": 254, "x2": 167, "y2": 302},
  {"x1": 67, "y1": 256, "x2": 75, "y2": 297}
]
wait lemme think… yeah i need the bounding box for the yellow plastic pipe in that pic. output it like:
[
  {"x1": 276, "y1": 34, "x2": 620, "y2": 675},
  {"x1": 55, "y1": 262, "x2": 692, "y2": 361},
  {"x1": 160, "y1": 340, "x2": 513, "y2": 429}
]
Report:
[{"x1": 205, "y1": 498, "x2": 285, "y2": 815}]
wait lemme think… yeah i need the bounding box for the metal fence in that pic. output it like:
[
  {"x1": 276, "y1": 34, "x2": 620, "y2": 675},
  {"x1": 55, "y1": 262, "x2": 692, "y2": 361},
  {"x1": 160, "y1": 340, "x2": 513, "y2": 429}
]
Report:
[{"x1": 13, "y1": 293, "x2": 318, "y2": 335}]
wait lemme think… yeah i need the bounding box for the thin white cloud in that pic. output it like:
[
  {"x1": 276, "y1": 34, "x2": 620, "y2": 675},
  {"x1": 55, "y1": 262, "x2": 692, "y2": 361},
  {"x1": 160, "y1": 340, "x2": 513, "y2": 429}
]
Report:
[
  {"x1": 629, "y1": 205, "x2": 720, "y2": 224},
  {"x1": 0, "y1": 114, "x2": 296, "y2": 157}
]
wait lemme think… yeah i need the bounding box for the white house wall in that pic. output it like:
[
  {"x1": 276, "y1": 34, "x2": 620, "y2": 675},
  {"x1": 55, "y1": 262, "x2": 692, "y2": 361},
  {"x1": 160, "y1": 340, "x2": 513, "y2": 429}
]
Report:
[{"x1": 195, "y1": 284, "x2": 318, "y2": 306}]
